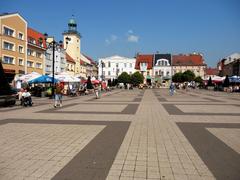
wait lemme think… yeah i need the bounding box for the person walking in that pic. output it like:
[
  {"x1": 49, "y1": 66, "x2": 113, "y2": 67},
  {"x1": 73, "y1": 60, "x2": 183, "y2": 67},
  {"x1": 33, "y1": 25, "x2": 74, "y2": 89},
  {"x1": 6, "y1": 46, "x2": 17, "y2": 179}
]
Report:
[
  {"x1": 54, "y1": 82, "x2": 63, "y2": 107},
  {"x1": 94, "y1": 83, "x2": 101, "y2": 99},
  {"x1": 169, "y1": 82, "x2": 175, "y2": 96},
  {"x1": 86, "y1": 76, "x2": 93, "y2": 94}
]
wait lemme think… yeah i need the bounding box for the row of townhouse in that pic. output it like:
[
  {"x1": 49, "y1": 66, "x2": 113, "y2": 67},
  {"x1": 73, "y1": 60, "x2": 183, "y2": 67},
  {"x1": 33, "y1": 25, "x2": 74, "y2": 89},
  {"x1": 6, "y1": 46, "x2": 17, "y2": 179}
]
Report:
[
  {"x1": 98, "y1": 53, "x2": 206, "y2": 84},
  {"x1": 0, "y1": 13, "x2": 98, "y2": 83},
  {"x1": 217, "y1": 53, "x2": 240, "y2": 77}
]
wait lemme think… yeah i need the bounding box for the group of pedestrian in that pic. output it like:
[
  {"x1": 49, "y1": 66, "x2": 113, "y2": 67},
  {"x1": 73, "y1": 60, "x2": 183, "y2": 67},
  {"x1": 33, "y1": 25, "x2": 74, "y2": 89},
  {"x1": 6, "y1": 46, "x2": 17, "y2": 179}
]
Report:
[{"x1": 53, "y1": 76, "x2": 102, "y2": 108}]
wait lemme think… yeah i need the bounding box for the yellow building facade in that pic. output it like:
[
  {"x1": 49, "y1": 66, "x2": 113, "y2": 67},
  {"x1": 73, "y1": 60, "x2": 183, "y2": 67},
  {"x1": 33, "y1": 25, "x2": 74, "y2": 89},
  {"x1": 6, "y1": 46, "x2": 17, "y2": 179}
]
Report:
[
  {"x1": 63, "y1": 18, "x2": 81, "y2": 76},
  {"x1": 0, "y1": 13, "x2": 27, "y2": 81}
]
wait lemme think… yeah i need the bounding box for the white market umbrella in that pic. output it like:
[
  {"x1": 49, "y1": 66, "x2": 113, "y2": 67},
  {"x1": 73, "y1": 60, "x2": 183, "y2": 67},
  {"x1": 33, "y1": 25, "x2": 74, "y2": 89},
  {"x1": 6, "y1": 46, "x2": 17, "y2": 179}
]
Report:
[{"x1": 18, "y1": 72, "x2": 41, "y2": 82}]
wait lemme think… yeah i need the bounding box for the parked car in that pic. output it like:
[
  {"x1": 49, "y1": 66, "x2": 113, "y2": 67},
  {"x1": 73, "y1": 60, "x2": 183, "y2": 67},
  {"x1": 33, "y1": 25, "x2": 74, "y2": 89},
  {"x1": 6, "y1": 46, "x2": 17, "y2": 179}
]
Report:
[{"x1": 0, "y1": 87, "x2": 17, "y2": 106}]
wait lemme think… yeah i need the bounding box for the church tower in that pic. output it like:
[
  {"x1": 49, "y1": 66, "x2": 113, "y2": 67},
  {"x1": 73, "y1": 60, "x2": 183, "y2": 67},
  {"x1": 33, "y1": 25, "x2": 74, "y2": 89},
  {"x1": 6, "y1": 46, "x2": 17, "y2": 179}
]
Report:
[{"x1": 63, "y1": 16, "x2": 81, "y2": 75}]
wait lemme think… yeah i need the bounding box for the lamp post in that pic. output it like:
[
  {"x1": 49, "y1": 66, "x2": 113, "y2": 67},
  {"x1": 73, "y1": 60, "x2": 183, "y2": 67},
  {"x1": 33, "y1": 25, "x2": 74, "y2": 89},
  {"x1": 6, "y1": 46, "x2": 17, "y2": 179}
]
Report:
[
  {"x1": 101, "y1": 61, "x2": 104, "y2": 81},
  {"x1": 44, "y1": 34, "x2": 71, "y2": 98}
]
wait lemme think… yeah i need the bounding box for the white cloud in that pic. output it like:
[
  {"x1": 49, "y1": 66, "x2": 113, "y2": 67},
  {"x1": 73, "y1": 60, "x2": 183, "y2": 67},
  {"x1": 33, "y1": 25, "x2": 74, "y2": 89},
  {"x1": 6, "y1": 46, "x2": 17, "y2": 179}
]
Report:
[
  {"x1": 105, "y1": 39, "x2": 110, "y2": 45},
  {"x1": 127, "y1": 34, "x2": 139, "y2": 42},
  {"x1": 105, "y1": 34, "x2": 118, "y2": 45},
  {"x1": 128, "y1": 30, "x2": 133, "y2": 34},
  {"x1": 110, "y1": 35, "x2": 118, "y2": 41}
]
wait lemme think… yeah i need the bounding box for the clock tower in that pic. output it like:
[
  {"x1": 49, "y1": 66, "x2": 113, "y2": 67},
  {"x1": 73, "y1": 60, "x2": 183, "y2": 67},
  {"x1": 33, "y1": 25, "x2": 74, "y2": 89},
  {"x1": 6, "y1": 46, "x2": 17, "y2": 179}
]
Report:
[{"x1": 63, "y1": 17, "x2": 81, "y2": 75}]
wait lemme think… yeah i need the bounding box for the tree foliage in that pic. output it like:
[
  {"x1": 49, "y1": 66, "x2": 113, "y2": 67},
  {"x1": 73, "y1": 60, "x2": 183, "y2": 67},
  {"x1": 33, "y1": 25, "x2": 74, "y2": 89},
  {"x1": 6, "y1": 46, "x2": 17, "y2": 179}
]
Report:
[
  {"x1": 194, "y1": 76, "x2": 203, "y2": 84},
  {"x1": 118, "y1": 72, "x2": 131, "y2": 84},
  {"x1": 207, "y1": 77, "x2": 213, "y2": 86},
  {"x1": 172, "y1": 72, "x2": 184, "y2": 82},
  {"x1": 182, "y1": 70, "x2": 195, "y2": 82},
  {"x1": 223, "y1": 75, "x2": 230, "y2": 87},
  {"x1": 130, "y1": 72, "x2": 144, "y2": 86},
  {"x1": 172, "y1": 70, "x2": 196, "y2": 83}
]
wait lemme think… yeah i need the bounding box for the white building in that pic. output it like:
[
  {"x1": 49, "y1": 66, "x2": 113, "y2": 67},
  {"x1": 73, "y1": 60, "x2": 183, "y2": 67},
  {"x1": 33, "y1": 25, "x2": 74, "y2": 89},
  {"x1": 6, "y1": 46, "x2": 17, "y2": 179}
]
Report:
[
  {"x1": 153, "y1": 54, "x2": 172, "y2": 81},
  {"x1": 45, "y1": 48, "x2": 66, "y2": 75},
  {"x1": 98, "y1": 55, "x2": 136, "y2": 80},
  {"x1": 223, "y1": 53, "x2": 240, "y2": 65}
]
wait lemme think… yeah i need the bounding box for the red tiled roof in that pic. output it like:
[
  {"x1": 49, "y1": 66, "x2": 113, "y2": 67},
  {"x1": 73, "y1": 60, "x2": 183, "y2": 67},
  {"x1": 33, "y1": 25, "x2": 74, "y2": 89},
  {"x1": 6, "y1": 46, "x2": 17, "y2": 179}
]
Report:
[
  {"x1": 66, "y1": 53, "x2": 75, "y2": 63},
  {"x1": 27, "y1": 27, "x2": 47, "y2": 49},
  {"x1": 172, "y1": 54, "x2": 205, "y2": 66},
  {"x1": 83, "y1": 54, "x2": 96, "y2": 65},
  {"x1": 205, "y1": 68, "x2": 219, "y2": 75},
  {"x1": 135, "y1": 54, "x2": 154, "y2": 70},
  {"x1": 80, "y1": 59, "x2": 85, "y2": 65}
]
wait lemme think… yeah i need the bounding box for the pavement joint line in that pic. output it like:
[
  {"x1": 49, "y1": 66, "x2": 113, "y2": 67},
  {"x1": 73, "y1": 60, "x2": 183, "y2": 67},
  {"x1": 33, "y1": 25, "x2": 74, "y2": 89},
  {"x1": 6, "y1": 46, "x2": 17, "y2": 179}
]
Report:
[
  {"x1": 0, "y1": 118, "x2": 131, "y2": 180},
  {"x1": 177, "y1": 122, "x2": 240, "y2": 180}
]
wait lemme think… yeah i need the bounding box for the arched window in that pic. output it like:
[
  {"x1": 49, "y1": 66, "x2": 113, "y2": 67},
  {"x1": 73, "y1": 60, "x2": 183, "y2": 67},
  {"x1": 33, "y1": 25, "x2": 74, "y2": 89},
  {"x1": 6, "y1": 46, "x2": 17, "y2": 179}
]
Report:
[{"x1": 156, "y1": 59, "x2": 170, "y2": 66}]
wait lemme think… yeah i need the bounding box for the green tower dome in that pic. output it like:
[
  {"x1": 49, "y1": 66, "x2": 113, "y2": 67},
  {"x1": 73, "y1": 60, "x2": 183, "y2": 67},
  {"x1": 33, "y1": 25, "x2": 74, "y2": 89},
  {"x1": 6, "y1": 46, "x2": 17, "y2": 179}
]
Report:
[{"x1": 68, "y1": 17, "x2": 77, "y2": 31}]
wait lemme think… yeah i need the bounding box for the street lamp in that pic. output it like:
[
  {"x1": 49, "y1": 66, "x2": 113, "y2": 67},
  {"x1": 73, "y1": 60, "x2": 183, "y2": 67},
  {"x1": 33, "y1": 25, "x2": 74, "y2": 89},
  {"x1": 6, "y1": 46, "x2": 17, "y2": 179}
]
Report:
[
  {"x1": 44, "y1": 33, "x2": 71, "y2": 97},
  {"x1": 101, "y1": 61, "x2": 104, "y2": 81}
]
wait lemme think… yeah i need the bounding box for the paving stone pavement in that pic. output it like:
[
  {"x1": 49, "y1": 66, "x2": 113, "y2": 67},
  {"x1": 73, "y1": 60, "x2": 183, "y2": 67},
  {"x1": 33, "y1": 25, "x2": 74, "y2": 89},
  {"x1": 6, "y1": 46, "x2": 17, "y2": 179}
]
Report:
[{"x1": 0, "y1": 89, "x2": 239, "y2": 180}]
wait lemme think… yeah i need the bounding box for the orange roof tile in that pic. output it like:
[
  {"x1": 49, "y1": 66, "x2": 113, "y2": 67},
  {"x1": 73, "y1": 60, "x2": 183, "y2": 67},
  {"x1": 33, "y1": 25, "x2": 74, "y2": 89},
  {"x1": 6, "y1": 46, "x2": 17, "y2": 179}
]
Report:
[
  {"x1": 135, "y1": 54, "x2": 154, "y2": 70},
  {"x1": 27, "y1": 27, "x2": 47, "y2": 49},
  {"x1": 206, "y1": 68, "x2": 219, "y2": 75},
  {"x1": 172, "y1": 54, "x2": 205, "y2": 66},
  {"x1": 66, "y1": 53, "x2": 75, "y2": 63}
]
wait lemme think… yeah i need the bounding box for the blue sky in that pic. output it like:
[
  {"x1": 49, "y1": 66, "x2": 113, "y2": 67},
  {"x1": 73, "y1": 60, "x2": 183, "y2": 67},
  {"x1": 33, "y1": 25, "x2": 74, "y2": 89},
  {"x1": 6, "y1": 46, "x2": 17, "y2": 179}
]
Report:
[{"x1": 1, "y1": 0, "x2": 240, "y2": 67}]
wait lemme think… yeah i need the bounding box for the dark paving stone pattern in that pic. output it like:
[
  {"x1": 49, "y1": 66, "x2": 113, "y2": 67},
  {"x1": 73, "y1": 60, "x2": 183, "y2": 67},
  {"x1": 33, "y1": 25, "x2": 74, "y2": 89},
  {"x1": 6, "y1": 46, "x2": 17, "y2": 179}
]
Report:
[
  {"x1": 0, "y1": 119, "x2": 130, "y2": 180},
  {"x1": 177, "y1": 122, "x2": 240, "y2": 180}
]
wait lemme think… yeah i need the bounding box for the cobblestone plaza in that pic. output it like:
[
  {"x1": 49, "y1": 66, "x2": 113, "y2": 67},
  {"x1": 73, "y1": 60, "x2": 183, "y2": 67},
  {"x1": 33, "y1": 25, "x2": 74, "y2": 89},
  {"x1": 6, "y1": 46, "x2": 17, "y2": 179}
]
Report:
[{"x1": 0, "y1": 89, "x2": 239, "y2": 180}]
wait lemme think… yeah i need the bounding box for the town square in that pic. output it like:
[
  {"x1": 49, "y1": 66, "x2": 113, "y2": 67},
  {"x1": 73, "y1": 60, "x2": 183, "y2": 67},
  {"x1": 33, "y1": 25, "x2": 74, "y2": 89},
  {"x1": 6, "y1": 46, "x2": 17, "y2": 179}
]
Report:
[{"x1": 0, "y1": 0, "x2": 240, "y2": 180}]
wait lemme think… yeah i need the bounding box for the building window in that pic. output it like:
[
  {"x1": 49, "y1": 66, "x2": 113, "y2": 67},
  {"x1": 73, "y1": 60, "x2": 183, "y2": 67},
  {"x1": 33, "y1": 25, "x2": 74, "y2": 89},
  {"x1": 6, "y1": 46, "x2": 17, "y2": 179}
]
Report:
[
  {"x1": 27, "y1": 49, "x2": 35, "y2": 56},
  {"x1": 39, "y1": 42, "x2": 43, "y2": 47},
  {"x1": 36, "y1": 63, "x2": 42, "y2": 69},
  {"x1": 3, "y1": 41, "x2": 14, "y2": 51},
  {"x1": 18, "y1": 32, "x2": 24, "y2": 40},
  {"x1": 28, "y1": 38, "x2": 36, "y2": 44},
  {"x1": 27, "y1": 61, "x2": 34, "y2": 67},
  {"x1": 124, "y1": 63, "x2": 127, "y2": 68},
  {"x1": 108, "y1": 71, "x2": 111, "y2": 76},
  {"x1": 61, "y1": 57, "x2": 65, "y2": 63},
  {"x1": 116, "y1": 63, "x2": 119, "y2": 68},
  {"x1": 155, "y1": 71, "x2": 158, "y2": 75},
  {"x1": 18, "y1": 46, "x2": 24, "y2": 53},
  {"x1": 3, "y1": 56, "x2": 14, "y2": 64},
  {"x1": 18, "y1": 59, "x2": 24, "y2": 66},
  {"x1": 36, "y1": 52, "x2": 42, "y2": 58},
  {"x1": 3, "y1": 27, "x2": 14, "y2": 36},
  {"x1": 129, "y1": 63, "x2": 132, "y2": 68},
  {"x1": 108, "y1": 62, "x2": 111, "y2": 67},
  {"x1": 46, "y1": 53, "x2": 51, "y2": 59}
]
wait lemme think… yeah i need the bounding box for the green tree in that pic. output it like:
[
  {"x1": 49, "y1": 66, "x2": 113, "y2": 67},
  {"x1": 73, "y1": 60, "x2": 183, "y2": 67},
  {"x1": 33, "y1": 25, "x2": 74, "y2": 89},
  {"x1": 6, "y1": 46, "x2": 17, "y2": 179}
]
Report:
[
  {"x1": 0, "y1": 58, "x2": 11, "y2": 95},
  {"x1": 182, "y1": 70, "x2": 195, "y2": 82},
  {"x1": 194, "y1": 76, "x2": 203, "y2": 84},
  {"x1": 107, "y1": 79, "x2": 112, "y2": 87},
  {"x1": 207, "y1": 77, "x2": 213, "y2": 86},
  {"x1": 172, "y1": 72, "x2": 184, "y2": 82},
  {"x1": 130, "y1": 72, "x2": 144, "y2": 86},
  {"x1": 223, "y1": 75, "x2": 230, "y2": 87},
  {"x1": 118, "y1": 72, "x2": 131, "y2": 84}
]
